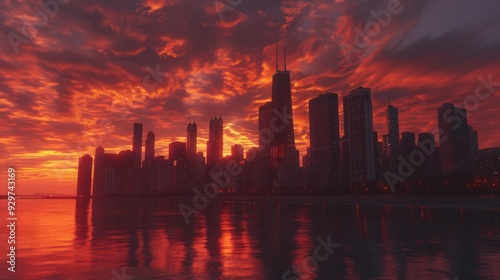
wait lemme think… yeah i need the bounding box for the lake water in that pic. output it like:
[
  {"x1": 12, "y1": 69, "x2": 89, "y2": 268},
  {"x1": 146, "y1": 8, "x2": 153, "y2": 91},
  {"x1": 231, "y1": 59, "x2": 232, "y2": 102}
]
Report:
[{"x1": 2, "y1": 197, "x2": 500, "y2": 279}]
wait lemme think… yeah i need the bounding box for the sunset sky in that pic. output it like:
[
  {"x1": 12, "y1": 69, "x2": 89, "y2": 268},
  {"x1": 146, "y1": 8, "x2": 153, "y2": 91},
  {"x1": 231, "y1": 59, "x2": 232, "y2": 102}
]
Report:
[{"x1": 1, "y1": 0, "x2": 499, "y2": 194}]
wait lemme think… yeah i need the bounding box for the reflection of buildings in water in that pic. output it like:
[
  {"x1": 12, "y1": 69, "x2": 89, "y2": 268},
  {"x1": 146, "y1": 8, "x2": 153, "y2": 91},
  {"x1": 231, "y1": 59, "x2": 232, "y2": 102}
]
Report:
[
  {"x1": 74, "y1": 198, "x2": 90, "y2": 243},
  {"x1": 77, "y1": 198, "x2": 498, "y2": 279}
]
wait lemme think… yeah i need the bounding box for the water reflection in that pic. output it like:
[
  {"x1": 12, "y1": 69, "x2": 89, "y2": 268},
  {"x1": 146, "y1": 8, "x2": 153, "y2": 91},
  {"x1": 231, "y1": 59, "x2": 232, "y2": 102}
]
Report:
[{"x1": 10, "y1": 198, "x2": 500, "y2": 279}]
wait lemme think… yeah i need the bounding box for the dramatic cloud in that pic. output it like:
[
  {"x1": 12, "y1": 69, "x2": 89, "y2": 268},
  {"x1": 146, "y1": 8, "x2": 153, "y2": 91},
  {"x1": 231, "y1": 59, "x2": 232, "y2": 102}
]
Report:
[{"x1": 0, "y1": 0, "x2": 499, "y2": 194}]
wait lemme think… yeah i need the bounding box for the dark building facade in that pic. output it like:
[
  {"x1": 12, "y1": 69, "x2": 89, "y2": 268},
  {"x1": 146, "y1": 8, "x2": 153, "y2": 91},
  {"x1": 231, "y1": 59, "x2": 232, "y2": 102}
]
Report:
[
  {"x1": 92, "y1": 146, "x2": 105, "y2": 197},
  {"x1": 269, "y1": 56, "x2": 300, "y2": 190},
  {"x1": 145, "y1": 131, "x2": 155, "y2": 163},
  {"x1": 417, "y1": 132, "x2": 439, "y2": 179},
  {"x1": 342, "y1": 87, "x2": 375, "y2": 183},
  {"x1": 207, "y1": 117, "x2": 223, "y2": 166},
  {"x1": 187, "y1": 122, "x2": 197, "y2": 178},
  {"x1": 257, "y1": 102, "x2": 273, "y2": 190},
  {"x1": 77, "y1": 154, "x2": 93, "y2": 197},
  {"x1": 400, "y1": 132, "x2": 416, "y2": 159},
  {"x1": 169, "y1": 141, "x2": 188, "y2": 191},
  {"x1": 231, "y1": 144, "x2": 244, "y2": 162},
  {"x1": 386, "y1": 104, "x2": 400, "y2": 160},
  {"x1": 133, "y1": 123, "x2": 143, "y2": 168},
  {"x1": 437, "y1": 103, "x2": 472, "y2": 175},
  {"x1": 309, "y1": 93, "x2": 340, "y2": 189}
]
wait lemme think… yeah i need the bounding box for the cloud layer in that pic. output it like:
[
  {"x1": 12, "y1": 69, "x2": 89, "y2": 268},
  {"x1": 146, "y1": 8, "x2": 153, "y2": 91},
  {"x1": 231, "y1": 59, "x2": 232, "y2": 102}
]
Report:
[{"x1": 1, "y1": 0, "x2": 499, "y2": 194}]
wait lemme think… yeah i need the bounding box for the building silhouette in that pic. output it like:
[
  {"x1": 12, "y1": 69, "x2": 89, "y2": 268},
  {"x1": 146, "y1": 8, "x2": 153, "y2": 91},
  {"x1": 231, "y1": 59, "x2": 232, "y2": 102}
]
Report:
[
  {"x1": 269, "y1": 42, "x2": 300, "y2": 190},
  {"x1": 417, "y1": 132, "x2": 439, "y2": 179},
  {"x1": 437, "y1": 103, "x2": 472, "y2": 175},
  {"x1": 309, "y1": 93, "x2": 340, "y2": 189},
  {"x1": 77, "y1": 154, "x2": 93, "y2": 197},
  {"x1": 469, "y1": 125, "x2": 479, "y2": 170},
  {"x1": 400, "y1": 132, "x2": 416, "y2": 159},
  {"x1": 92, "y1": 146, "x2": 105, "y2": 197},
  {"x1": 145, "y1": 131, "x2": 155, "y2": 163},
  {"x1": 231, "y1": 144, "x2": 244, "y2": 162},
  {"x1": 207, "y1": 117, "x2": 223, "y2": 166},
  {"x1": 169, "y1": 141, "x2": 188, "y2": 191},
  {"x1": 143, "y1": 131, "x2": 156, "y2": 192},
  {"x1": 386, "y1": 104, "x2": 400, "y2": 160},
  {"x1": 257, "y1": 102, "x2": 273, "y2": 190},
  {"x1": 187, "y1": 121, "x2": 197, "y2": 178},
  {"x1": 342, "y1": 87, "x2": 375, "y2": 183},
  {"x1": 133, "y1": 123, "x2": 143, "y2": 168}
]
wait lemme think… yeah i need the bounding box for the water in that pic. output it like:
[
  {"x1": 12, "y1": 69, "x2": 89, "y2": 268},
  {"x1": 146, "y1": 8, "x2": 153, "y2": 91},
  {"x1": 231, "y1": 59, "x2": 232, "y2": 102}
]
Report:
[{"x1": 2, "y1": 197, "x2": 500, "y2": 279}]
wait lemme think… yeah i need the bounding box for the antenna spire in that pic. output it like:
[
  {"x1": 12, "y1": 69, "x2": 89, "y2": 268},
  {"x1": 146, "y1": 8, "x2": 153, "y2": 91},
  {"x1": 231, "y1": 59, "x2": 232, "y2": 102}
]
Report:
[
  {"x1": 284, "y1": 36, "x2": 287, "y2": 71},
  {"x1": 275, "y1": 36, "x2": 279, "y2": 72}
]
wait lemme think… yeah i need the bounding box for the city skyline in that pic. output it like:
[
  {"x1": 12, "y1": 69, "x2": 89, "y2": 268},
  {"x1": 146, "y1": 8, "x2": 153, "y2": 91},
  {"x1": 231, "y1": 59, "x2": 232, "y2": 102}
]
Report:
[{"x1": 1, "y1": 0, "x2": 499, "y2": 194}]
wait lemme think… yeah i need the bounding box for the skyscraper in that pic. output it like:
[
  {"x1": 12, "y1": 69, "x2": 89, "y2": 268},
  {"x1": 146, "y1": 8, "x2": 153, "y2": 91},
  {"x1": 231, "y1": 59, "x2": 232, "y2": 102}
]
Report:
[
  {"x1": 259, "y1": 102, "x2": 272, "y2": 152},
  {"x1": 417, "y1": 132, "x2": 439, "y2": 179},
  {"x1": 207, "y1": 117, "x2": 223, "y2": 166},
  {"x1": 231, "y1": 144, "x2": 244, "y2": 162},
  {"x1": 77, "y1": 154, "x2": 93, "y2": 197},
  {"x1": 309, "y1": 93, "x2": 340, "y2": 188},
  {"x1": 133, "y1": 123, "x2": 143, "y2": 168},
  {"x1": 169, "y1": 141, "x2": 187, "y2": 161},
  {"x1": 386, "y1": 104, "x2": 400, "y2": 160},
  {"x1": 400, "y1": 132, "x2": 416, "y2": 158},
  {"x1": 269, "y1": 42, "x2": 300, "y2": 189},
  {"x1": 257, "y1": 102, "x2": 273, "y2": 190},
  {"x1": 343, "y1": 87, "x2": 375, "y2": 183},
  {"x1": 92, "y1": 146, "x2": 105, "y2": 197},
  {"x1": 187, "y1": 121, "x2": 197, "y2": 177},
  {"x1": 437, "y1": 103, "x2": 471, "y2": 175},
  {"x1": 145, "y1": 131, "x2": 155, "y2": 163},
  {"x1": 169, "y1": 141, "x2": 188, "y2": 191},
  {"x1": 469, "y1": 125, "x2": 479, "y2": 170}
]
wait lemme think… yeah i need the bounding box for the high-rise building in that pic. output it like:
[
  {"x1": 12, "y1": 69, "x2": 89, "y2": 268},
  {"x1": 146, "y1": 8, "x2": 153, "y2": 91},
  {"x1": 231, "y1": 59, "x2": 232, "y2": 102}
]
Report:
[
  {"x1": 437, "y1": 103, "x2": 472, "y2": 175},
  {"x1": 207, "y1": 117, "x2": 223, "y2": 166},
  {"x1": 386, "y1": 104, "x2": 400, "y2": 160},
  {"x1": 340, "y1": 136, "x2": 351, "y2": 184},
  {"x1": 92, "y1": 146, "x2": 105, "y2": 197},
  {"x1": 257, "y1": 102, "x2": 273, "y2": 190},
  {"x1": 342, "y1": 87, "x2": 375, "y2": 183},
  {"x1": 382, "y1": 134, "x2": 390, "y2": 159},
  {"x1": 103, "y1": 153, "x2": 122, "y2": 195},
  {"x1": 400, "y1": 132, "x2": 416, "y2": 158},
  {"x1": 373, "y1": 131, "x2": 383, "y2": 179},
  {"x1": 77, "y1": 154, "x2": 93, "y2": 197},
  {"x1": 309, "y1": 93, "x2": 340, "y2": 188},
  {"x1": 187, "y1": 121, "x2": 197, "y2": 177},
  {"x1": 169, "y1": 141, "x2": 188, "y2": 191},
  {"x1": 133, "y1": 123, "x2": 143, "y2": 168},
  {"x1": 231, "y1": 144, "x2": 244, "y2": 162},
  {"x1": 269, "y1": 43, "x2": 300, "y2": 189},
  {"x1": 169, "y1": 141, "x2": 187, "y2": 161},
  {"x1": 259, "y1": 102, "x2": 273, "y2": 152},
  {"x1": 417, "y1": 133, "x2": 439, "y2": 179},
  {"x1": 469, "y1": 125, "x2": 479, "y2": 169},
  {"x1": 145, "y1": 131, "x2": 155, "y2": 163}
]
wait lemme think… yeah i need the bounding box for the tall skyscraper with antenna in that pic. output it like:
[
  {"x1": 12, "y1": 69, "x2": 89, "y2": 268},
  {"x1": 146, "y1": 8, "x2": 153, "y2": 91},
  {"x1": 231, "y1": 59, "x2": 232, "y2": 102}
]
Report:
[
  {"x1": 187, "y1": 121, "x2": 197, "y2": 178},
  {"x1": 270, "y1": 38, "x2": 300, "y2": 190}
]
